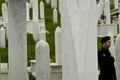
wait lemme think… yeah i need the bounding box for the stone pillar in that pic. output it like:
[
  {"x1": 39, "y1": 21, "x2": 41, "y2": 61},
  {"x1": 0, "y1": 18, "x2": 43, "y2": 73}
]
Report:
[
  {"x1": 104, "y1": 0, "x2": 111, "y2": 24},
  {"x1": 118, "y1": 14, "x2": 120, "y2": 33},
  {"x1": 114, "y1": 0, "x2": 118, "y2": 9},
  {"x1": 36, "y1": 40, "x2": 50, "y2": 80},
  {"x1": 33, "y1": 21, "x2": 39, "y2": 42},
  {"x1": 51, "y1": 0, "x2": 57, "y2": 8},
  {"x1": 26, "y1": 2, "x2": 30, "y2": 21},
  {"x1": 7, "y1": 0, "x2": 29, "y2": 80},
  {"x1": 0, "y1": 27, "x2": 5, "y2": 48},
  {"x1": 55, "y1": 27, "x2": 62, "y2": 65},
  {"x1": 46, "y1": 0, "x2": 50, "y2": 4},
  {"x1": 115, "y1": 33, "x2": 120, "y2": 80},
  {"x1": 33, "y1": 0, "x2": 38, "y2": 21},
  {"x1": 2, "y1": 3, "x2": 8, "y2": 27},
  {"x1": 53, "y1": 8, "x2": 58, "y2": 23},
  {"x1": 40, "y1": 1, "x2": 45, "y2": 19},
  {"x1": 39, "y1": 29, "x2": 46, "y2": 41},
  {"x1": 58, "y1": 0, "x2": 61, "y2": 13}
]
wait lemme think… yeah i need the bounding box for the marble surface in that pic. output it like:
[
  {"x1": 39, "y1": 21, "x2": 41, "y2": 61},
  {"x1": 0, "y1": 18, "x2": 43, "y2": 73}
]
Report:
[
  {"x1": 7, "y1": 0, "x2": 29, "y2": 80},
  {"x1": 55, "y1": 27, "x2": 62, "y2": 65},
  {"x1": 40, "y1": 1, "x2": 45, "y2": 19},
  {"x1": 51, "y1": 0, "x2": 57, "y2": 8},
  {"x1": 0, "y1": 27, "x2": 5, "y2": 48},
  {"x1": 53, "y1": 8, "x2": 58, "y2": 23},
  {"x1": 104, "y1": 0, "x2": 111, "y2": 24},
  {"x1": 35, "y1": 40, "x2": 50, "y2": 80},
  {"x1": 39, "y1": 29, "x2": 46, "y2": 41},
  {"x1": 32, "y1": 0, "x2": 38, "y2": 21},
  {"x1": 115, "y1": 33, "x2": 120, "y2": 80},
  {"x1": 26, "y1": 2, "x2": 30, "y2": 21},
  {"x1": 114, "y1": 0, "x2": 118, "y2": 9},
  {"x1": 97, "y1": 24, "x2": 117, "y2": 37},
  {"x1": 61, "y1": 0, "x2": 98, "y2": 80}
]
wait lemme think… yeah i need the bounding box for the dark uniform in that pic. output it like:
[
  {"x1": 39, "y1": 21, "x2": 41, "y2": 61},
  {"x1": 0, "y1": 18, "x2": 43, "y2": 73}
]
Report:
[{"x1": 98, "y1": 47, "x2": 117, "y2": 80}]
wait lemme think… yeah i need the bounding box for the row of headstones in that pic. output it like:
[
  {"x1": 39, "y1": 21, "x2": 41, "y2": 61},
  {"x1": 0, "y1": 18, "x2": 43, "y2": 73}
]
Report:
[{"x1": 27, "y1": 0, "x2": 58, "y2": 23}]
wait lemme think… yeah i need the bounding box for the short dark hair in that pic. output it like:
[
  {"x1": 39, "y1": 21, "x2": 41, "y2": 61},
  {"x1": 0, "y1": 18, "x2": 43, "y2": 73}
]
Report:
[{"x1": 101, "y1": 36, "x2": 111, "y2": 44}]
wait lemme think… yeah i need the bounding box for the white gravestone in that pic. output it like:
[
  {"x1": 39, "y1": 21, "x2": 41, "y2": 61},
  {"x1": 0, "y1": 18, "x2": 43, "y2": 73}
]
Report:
[
  {"x1": 119, "y1": 14, "x2": 120, "y2": 33},
  {"x1": 53, "y1": 8, "x2": 58, "y2": 23},
  {"x1": 33, "y1": 21, "x2": 40, "y2": 42},
  {"x1": 36, "y1": 40, "x2": 50, "y2": 80},
  {"x1": 0, "y1": 27, "x2": 5, "y2": 48},
  {"x1": 55, "y1": 27, "x2": 62, "y2": 65},
  {"x1": 115, "y1": 33, "x2": 120, "y2": 80},
  {"x1": 29, "y1": 0, "x2": 33, "y2": 8},
  {"x1": 39, "y1": 19, "x2": 46, "y2": 31},
  {"x1": 114, "y1": 0, "x2": 118, "y2": 9},
  {"x1": 46, "y1": 0, "x2": 50, "y2": 4},
  {"x1": 104, "y1": 0, "x2": 111, "y2": 24},
  {"x1": 40, "y1": 1, "x2": 45, "y2": 19},
  {"x1": 2, "y1": 3, "x2": 8, "y2": 27},
  {"x1": 26, "y1": 2, "x2": 30, "y2": 21},
  {"x1": 58, "y1": 0, "x2": 62, "y2": 13},
  {"x1": 51, "y1": 0, "x2": 57, "y2": 8},
  {"x1": 33, "y1": 0, "x2": 38, "y2": 21},
  {"x1": 39, "y1": 29, "x2": 46, "y2": 41},
  {"x1": 7, "y1": 0, "x2": 29, "y2": 80},
  {"x1": 61, "y1": 0, "x2": 98, "y2": 80}
]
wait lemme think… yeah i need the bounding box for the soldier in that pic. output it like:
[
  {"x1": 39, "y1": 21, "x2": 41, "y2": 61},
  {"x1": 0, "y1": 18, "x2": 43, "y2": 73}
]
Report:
[{"x1": 98, "y1": 36, "x2": 117, "y2": 80}]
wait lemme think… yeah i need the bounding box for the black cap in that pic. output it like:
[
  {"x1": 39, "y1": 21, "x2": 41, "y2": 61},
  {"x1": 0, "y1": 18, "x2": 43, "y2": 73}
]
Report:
[{"x1": 101, "y1": 36, "x2": 111, "y2": 44}]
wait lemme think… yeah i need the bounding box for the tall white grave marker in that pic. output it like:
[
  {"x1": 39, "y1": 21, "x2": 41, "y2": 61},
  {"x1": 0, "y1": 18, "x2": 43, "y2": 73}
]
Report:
[
  {"x1": 26, "y1": 2, "x2": 30, "y2": 21},
  {"x1": 0, "y1": 27, "x2": 5, "y2": 48},
  {"x1": 115, "y1": 33, "x2": 120, "y2": 80},
  {"x1": 36, "y1": 40, "x2": 50, "y2": 80},
  {"x1": 53, "y1": 8, "x2": 58, "y2": 23},
  {"x1": 114, "y1": 0, "x2": 118, "y2": 9},
  {"x1": 104, "y1": 0, "x2": 111, "y2": 24},
  {"x1": 55, "y1": 27, "x2": 62, "y2": 65},
  {"x1": 40, "y1": 1, "x2": 45, "y2": 19},
  {"x1": 51, "y1": 0, "x2": 57, "y2": 8},
  {"x1": 2, "y1": 3, "x2": 8, "y2": 27},
  {"x1": 7, "y1": 0, "x2": 29, "y2": 80}
]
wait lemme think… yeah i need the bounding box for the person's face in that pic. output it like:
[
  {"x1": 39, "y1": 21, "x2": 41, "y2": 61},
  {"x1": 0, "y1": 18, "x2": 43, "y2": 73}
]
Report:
[{"x1": 104, "y1": 40, "x2": 111, "y2": 48}]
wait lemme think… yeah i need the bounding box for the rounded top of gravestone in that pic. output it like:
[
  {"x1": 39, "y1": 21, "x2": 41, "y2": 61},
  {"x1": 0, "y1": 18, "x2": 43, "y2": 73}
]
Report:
[
  {"x1": 55, "y1": 26, "x2": 61, "y2": 33},
  {"x1": 0, "y1": 27, "x2": 5, "y2": 31},
  {"x1": 40, "y1": 1, "x2": 44, "y2": 5},
  {"x1": 36, "y1": 40, "x2": 49, "y2": 49},
  {"x1": 53, "y1": 8, "x2": 57, "y2": 12}
]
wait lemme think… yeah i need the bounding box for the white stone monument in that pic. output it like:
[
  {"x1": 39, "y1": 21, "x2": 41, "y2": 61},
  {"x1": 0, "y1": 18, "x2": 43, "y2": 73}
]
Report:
[
  {"x1": 26, "y1": 2, "x2": 30, "y2": 21},
  {"x1": 53, "y1": 8, "x2": 58, "y2": 23},
  {"x1": 33, "y1": 0, "x2": 38, "y2": 21},
  {"x1": 58, "y1": 0, "x2": 62, "y2": 13},
  {"x1": 33, "y1": 21, "x2": 40, "y2": 42},
  {"x1": 7, "y1": 0, "x2": 29, "y2": 80},
  {"x1": 0, "y1": 27, "x2": 5, "y2": 48},
  {"x1": 104, "y1": 0, "x2": 111, "y2": 24},
  {"x1": 61, "y1": 0, "x2": 99, "y2": 80},
  {"x1": 114, "y1": 0, "x2": 118, "y2": 9},
  {"x1": 119, "y1": 14, "x2": 120, "y2": 33},
  {"x1": 51, "y1": 0, "x2": 57, "y2": 8},
  {"x1": 40, "y1": 1, "x2": 45, "y2": 19},
  {"x1": 115, "y1": 33, "x2": 120, "y2": 80},
  {"x1": 2, "y1": 3, "x2": 8, "y2": 27},
  {"x1": 36, "y1": 40, "x2": 50, "y2": 80},
  {"x1": 39, "y1": 29, "x2": 46, "y2": 41},
  {"x1": 55, "y1": 27, "x2": 62, "y2": 65}
]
